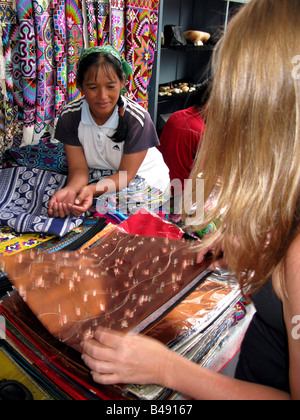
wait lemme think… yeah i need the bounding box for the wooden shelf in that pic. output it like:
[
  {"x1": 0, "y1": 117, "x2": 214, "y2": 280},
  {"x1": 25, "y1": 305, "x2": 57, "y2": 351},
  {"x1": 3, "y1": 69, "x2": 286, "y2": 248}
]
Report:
[{"x1": 161, "y1": 44, "x2": 213, "y2": 52}]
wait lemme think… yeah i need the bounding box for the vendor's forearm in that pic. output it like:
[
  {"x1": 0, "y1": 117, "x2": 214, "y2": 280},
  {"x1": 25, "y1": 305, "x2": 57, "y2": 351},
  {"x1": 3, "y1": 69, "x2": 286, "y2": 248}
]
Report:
[
  {"x1": 66, "y1": 169, "x2": 90, "y2": 193},
  {"x1": 90, "y1": 171, "x2": 133, "y2": 197}
]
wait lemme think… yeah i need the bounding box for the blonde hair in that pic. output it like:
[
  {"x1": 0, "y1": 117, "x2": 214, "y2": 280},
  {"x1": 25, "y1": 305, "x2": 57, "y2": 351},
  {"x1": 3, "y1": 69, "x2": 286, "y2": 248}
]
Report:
[{"x1": 185, "y1": 0, "x2": 300, "y2": 293}]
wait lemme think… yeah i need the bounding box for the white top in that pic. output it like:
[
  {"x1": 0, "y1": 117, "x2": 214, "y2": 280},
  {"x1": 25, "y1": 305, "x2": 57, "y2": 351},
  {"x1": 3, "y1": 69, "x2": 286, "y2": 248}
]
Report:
[{"x1": 55, "y1": 97, "x2": 170, "y2": 191}]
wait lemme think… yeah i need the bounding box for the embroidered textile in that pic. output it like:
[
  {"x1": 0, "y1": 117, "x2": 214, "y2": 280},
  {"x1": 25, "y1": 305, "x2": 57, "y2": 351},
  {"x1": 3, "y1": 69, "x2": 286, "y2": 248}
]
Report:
[
  {"x1": 0, "y1": 225, "x2": 54, "y2": 257},
  {"x1": 125, "y1": 0, "x2": 159, "y2": 108},
  {"x1": 53, "y1": 0, "x2": 68, "y2": 116},
  {"x1": 66, "y1": 0, "x2": 84, "y2": 102},
  {"x1": 0, "y1": 166, "x2": 84, "y2": 236},
  {"x1": 2, "y1": 231, "x2": 210, "y2": 351},
  {"x1": 110, "y1": 0, "x2": 125, "y2": 55},
  {"x1": 96, "y1": 177, "x2": 170, "y2": 217},
  {"x1": 2, "y1": 143, "x2": 114, "y2": 179},
  {"x1": 2, "y1": 142, "x2": 69, "y2": 174},
  {"x1": 33, "y1": 0, "x2": 56, "y2": 144},
  {"x1": 16, "y1": 0, "x2": 36, "y2": 145},
  {"x1": 35, "y1": 219, "x2": 105, "y2": 253},
  {"x1": 85, "y1": 0, "x2": 109, "y2": 47},
  {"x1": 0, "y1": 283, "x2": 247, "y2": 400},
  {"x1": 0, "y1": 0, "x2": 22, "y2": 155}
]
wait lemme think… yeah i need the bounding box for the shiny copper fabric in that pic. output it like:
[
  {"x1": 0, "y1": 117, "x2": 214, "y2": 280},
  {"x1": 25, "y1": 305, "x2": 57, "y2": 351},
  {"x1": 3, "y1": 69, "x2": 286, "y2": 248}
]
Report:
[
  {"x1": 147, "y1": 279, "x2": 233, "y2": 345},
  {"x1": 2, "y1": 231, "x2": 209, "y2": 351}
]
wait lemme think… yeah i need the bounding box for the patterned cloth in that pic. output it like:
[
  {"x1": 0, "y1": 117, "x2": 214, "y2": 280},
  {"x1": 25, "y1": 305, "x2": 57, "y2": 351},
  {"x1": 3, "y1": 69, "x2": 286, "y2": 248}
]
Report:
[
  {"x1": 0, "y1": 166, "x2": 84, "y2": 236},
  {"x1": 53, "y1": 0, "x2": 68, "y2": 116},
  {"x1": 66, "y1": 0, "x2": 84, "y2": 102},
  {"x1": 16, "y1": 0, "x2": 36, "y2": 145},
  {"x1": 2, "y1": 142, "x2": 69, "y2": 174},
  {"x1": 0, "y1": 225, "x2": 54, "y2": 257},
  {"x1": 0, "y1": 0, "x2": 22, "y2": 154},
  {"x1": 85, "y1": 0, "x2": 110, "y2": 47},
  {"x1": 125, "y1": 0, "x2": 159, "y2": 108}
]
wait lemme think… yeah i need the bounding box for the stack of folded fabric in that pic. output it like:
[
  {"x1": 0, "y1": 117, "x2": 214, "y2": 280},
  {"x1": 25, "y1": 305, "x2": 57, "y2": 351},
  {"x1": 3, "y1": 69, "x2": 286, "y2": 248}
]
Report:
[
  {"x1": 95, "y1": 177, "x2": 170, "y2": 218},
  {"x1": 0, "y1": 218, "x2": 253, "y2": 400},
  {"x1": 126, "y1": 272, "x2": 244, "y2": 400},
  {"x1": 0, "y1": 166, "x2": 84, "y2": 237}
]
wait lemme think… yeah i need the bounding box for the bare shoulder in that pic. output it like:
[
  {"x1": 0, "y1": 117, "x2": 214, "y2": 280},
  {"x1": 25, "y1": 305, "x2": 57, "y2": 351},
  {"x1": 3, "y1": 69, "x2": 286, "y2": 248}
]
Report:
[
  {"x1": 285, "y1": 233, "x2": 300, "y2": 291},
  {"x1": 273, "y1": 233, "x2": 300, "y2": 301},
  {"x1": 280, "y1": 233, "x2": 300, "y2": 400}
]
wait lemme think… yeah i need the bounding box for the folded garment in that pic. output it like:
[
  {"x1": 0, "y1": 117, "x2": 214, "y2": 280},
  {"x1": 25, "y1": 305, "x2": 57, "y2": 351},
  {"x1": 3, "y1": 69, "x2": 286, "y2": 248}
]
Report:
[
  {"x1": 0, "y1": 167, "x2": 84, "y2": 237},
  {"x1": 96, "y1": 177, "x2": 170, "y2": 216},
  {"x1": 2, "y1": 143, "x2": 69, "y2": 174},
  {"x1": 1, "y1": 231, "x2": 210, "y2": 351},
  {"x1": 2, "y1": 143, "x2": 115, "y2": 182}
]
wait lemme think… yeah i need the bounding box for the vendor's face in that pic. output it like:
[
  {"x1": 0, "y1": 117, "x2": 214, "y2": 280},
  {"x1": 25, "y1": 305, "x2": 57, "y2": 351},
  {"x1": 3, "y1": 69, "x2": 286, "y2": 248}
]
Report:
[{"x1": 80, "y1": 64, "x2": 125, "y2": 126}]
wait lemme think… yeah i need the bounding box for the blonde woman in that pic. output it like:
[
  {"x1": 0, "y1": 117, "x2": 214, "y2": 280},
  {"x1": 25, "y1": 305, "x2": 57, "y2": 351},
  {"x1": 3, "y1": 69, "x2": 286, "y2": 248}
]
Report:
[{"x1": 81, "y1": 0, "x2": 300, "y2": 400}]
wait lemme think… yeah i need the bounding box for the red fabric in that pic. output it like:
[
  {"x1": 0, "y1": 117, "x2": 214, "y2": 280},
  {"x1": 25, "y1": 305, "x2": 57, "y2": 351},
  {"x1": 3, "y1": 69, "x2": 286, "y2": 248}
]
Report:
[
  {"x1": 117, "y1": 209, "x2": 184, "y2": 239},
  {"x1": 158, "y1": 107, "x2": 205, "y2": 189}
]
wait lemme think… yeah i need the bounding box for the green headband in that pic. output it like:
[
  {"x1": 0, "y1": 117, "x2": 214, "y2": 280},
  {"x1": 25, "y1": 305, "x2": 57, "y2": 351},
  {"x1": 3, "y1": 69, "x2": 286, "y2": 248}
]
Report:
[{"x1": 78, "y1": 45, "x2": 133, "y2": 81}]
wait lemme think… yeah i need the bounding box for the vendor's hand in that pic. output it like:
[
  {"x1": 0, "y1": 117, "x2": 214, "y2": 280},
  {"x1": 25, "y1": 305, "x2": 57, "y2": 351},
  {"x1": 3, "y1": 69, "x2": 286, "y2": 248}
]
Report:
[
  {"x1": 48, "y1": 187, "x2": 77, "y2": 218},
  {"x1": 67, "y1": 185, "x2": 94, "y2": 217},
  {"x1": 81, "y1": 328, "x2": 172, "y2": 387}
]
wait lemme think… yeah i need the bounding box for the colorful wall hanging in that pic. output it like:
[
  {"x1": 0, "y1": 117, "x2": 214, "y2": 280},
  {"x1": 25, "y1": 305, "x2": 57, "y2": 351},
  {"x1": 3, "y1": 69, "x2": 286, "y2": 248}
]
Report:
[{"x1": 0, "y1": 0, "x2": 160, "y2": 161}]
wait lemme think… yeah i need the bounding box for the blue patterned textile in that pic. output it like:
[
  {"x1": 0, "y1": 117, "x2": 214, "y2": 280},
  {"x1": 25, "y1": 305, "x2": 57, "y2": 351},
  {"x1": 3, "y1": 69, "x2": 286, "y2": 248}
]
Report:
[
  {"x1": 2, "y1": 143, "x2": 69, "y2": 174},
  {"x1": 0, "y1": 167, "x2": 84, "y2": 237}
]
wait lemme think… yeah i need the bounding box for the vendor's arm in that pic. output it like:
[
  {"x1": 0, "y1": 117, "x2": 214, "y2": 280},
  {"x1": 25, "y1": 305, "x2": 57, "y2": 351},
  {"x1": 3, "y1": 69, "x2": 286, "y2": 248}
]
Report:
[
  {"x1": 48, "y1": 145, "x2": 89, "y2": 218},
  {"x1": 69, "y1": 150, "x2": 147, "y2": 217}
]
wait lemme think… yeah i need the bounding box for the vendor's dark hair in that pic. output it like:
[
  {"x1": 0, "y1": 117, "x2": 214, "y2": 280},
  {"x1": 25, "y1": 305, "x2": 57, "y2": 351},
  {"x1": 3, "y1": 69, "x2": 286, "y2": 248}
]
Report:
[{"x1": 76, "y1": 52, "x2": 128, "y2": 143}]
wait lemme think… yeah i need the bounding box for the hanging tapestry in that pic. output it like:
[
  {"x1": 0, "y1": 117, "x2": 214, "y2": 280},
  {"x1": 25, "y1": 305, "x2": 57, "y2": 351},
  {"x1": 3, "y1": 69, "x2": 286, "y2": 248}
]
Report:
[
  {"x1": 125, "y1": 0, "x2": 159, "y2": 108},
  {"x1": 0, "y1": 0, "x2": 22, "y2": 155},
  {"x1": 66, "y1": 0, "x2": 84, "y2": 102},
  {"x1": 33, "y1": 0, "x2": 56, "y2": 144},
  {"x1": 84, "y1": 0, "x2": 109, "y2": 47},
  {"x1": 52, "y1": 0, "x2": 68, "y2": 116},
  {"x1": 16, "y1": 0, "x2": 36, "y2": 146},
  {"x1": 110, "y1": 0, "x2": 125, "y2": 55}
]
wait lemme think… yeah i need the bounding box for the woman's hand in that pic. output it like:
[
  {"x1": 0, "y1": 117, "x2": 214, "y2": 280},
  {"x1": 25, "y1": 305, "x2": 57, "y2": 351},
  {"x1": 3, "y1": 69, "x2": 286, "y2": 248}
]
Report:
[
  {"x1": 67, "y1": 185, "x2": 94, "y2": 217},
  {"x1": 81, "y1": 328, "x2": 173, "y2": 387},
  {"x1": 49, "y1": 185, "x2": 94, "y2": 218},
  {"x1": 48, "y1": 187, "x2": 78, "y2": 218}
]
